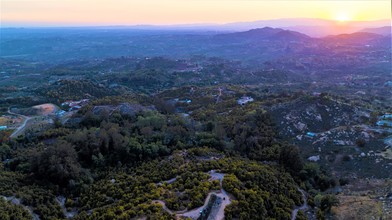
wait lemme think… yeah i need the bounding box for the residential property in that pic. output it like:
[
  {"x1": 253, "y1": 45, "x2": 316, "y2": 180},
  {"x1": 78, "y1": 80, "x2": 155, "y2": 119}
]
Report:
[
  {"x1": 179, "y1": 99, "x2": 192, "y2": 104},
  {"x1": 381, "y1": 114, "x2": 392, "y2": 120},
  {"x1": 62, "y1": 99, "x2": 89, "y2": 107},
  {"x1": 306, "y1": 132, "x2": 317, "y2": 138},
  {"x1": 237, "y1": 96, "x2": 254, "y2": 105},
  {"x1": 376, "y1": 120, "x2": 392, "y2": 127},
  {"x1": 384, "y1": 81, "x2": 392, "y2": 87},
  {"x1": 69, "y1": 106, "x2": 82, "y2": 111},
  {"x1": 56, "y1": 110, "x2": 66, "y2": 117},
  {"x1": 62, "y1": 99, "x2": 90, "y2": 111},
  {"x1": 308, "y1": 155, "x2": 320, "y2": 162},
  {"x1": 0, "y1": 125, "x2": 8, "y2": 130}
]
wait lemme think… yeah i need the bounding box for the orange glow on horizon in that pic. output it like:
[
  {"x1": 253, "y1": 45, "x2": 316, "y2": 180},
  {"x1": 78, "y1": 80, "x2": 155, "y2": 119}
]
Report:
[{"x1": 0, "y1": 0, "x2": 390, "y2": 26}]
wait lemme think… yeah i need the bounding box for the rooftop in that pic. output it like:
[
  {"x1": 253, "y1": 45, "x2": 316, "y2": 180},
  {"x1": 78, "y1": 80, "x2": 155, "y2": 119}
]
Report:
[{"x1": 237, "y1": 96, "x2": 254, "y2": 105}]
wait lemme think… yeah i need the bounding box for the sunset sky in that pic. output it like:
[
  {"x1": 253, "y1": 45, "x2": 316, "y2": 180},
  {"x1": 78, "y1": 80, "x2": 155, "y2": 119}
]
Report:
[{"x1": 1, "y1": 0, "x2": 391, "y2": 27}]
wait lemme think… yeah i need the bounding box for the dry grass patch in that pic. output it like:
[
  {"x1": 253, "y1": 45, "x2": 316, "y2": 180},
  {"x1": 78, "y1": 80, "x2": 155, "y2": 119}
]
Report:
[{"x1": 331, "y1": 195, "x2": 382, "y2": 220}]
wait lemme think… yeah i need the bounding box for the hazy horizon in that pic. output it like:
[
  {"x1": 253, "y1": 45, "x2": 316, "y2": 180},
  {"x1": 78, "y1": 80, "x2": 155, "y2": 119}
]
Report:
[
  {"x1": 1, "y1": 0, "x2": 391, "y2": 27},
  {"x1": 1, "y1": 17, "x2": 390, "y2": 29}
]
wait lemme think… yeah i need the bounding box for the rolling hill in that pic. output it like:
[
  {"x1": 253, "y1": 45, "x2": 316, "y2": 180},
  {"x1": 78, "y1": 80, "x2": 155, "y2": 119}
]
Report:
[{"x1": 215, "y1": 27, "x2": 312, "y2": 42}]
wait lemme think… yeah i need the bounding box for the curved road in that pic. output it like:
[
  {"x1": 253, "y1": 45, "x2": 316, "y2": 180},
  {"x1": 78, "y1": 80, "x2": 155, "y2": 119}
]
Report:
[
  {"x1": 152, "y1": 200, "x2": 175, "y2": 215},
  {"x1": 1, "y1": 195, "x2": 40, "y2": 220},
  {"x1": 291, "y1": 188, "x2": 308, "y2": 220},
  {"x1": 154, "y1": 170, "x2": 233, "y2": 220},
  {"x1": 209, "y1": 171, "x2": 232, "y2": 220},
  {"x1": 56, "y1": 196, "x2": 78, "y2": 218},
  {"x1": 7, "y1": 108, "x2": 31, "y2": 138}
]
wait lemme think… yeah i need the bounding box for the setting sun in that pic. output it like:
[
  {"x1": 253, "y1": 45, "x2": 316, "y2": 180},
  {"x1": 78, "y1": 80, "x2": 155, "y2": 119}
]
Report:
[
  {"x1": 1, "y1": 0, "x2": 390, "y2": 26},
  {"x1": 335, "y1": 12, "x2": 351, "y2": 22}
]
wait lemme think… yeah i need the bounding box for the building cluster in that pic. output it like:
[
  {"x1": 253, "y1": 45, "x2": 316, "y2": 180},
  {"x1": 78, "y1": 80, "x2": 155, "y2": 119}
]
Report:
[
  {"x1": 377, "y1": 114, "x2": 392, "y2": 127},
  {"x1": 61, "y1": 99, "x2": 90, "y2": 111}
]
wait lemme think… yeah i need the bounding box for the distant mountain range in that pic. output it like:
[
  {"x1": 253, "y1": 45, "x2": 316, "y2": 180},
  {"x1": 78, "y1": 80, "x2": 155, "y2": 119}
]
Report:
[
  {"x1": 220, "y1": 18, "x2": 390, "y2": 36},
  {"x1": 1, "y1": 23, "x2": 390, "y2": 63},
  {"x1": 214, "y1": 26, "x2": 390, "y2": 47},
  {"x1": 124, "y1": 18, "x2": 391, "y2": 37},
  {"x1": 359, "y1": 26, "x2": 391, "y2": 36},
  {"x1": 4, "y1": 18, "x2": 389, "y2": 37},
  {"x1": 324, "y1": 32, "x2": 388, "y2": 45}
]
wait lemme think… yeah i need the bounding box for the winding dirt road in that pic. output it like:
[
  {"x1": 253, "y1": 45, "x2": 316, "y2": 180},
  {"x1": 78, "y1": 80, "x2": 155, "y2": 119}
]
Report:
[
  {"x1": 291, "y1": 188, "x2": 308, "y2": 220},
  {"x1": 208, "y1": 171, "x2": 232, "y2": 220},
  {"x1": 154, "y1": 170, "x2": 233, "y2": 220},
  {"x1": 1, "y1": 195, "x2": 40, "y2": 220},
  {"x1": 56, "y1": 196, "x2": 78, "y2": 218}
]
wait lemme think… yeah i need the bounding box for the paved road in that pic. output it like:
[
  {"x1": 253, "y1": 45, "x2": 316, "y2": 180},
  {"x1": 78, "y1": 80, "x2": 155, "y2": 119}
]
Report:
[{"x1": 7, "y1": 108, "x2": 31, "y2": 138}]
